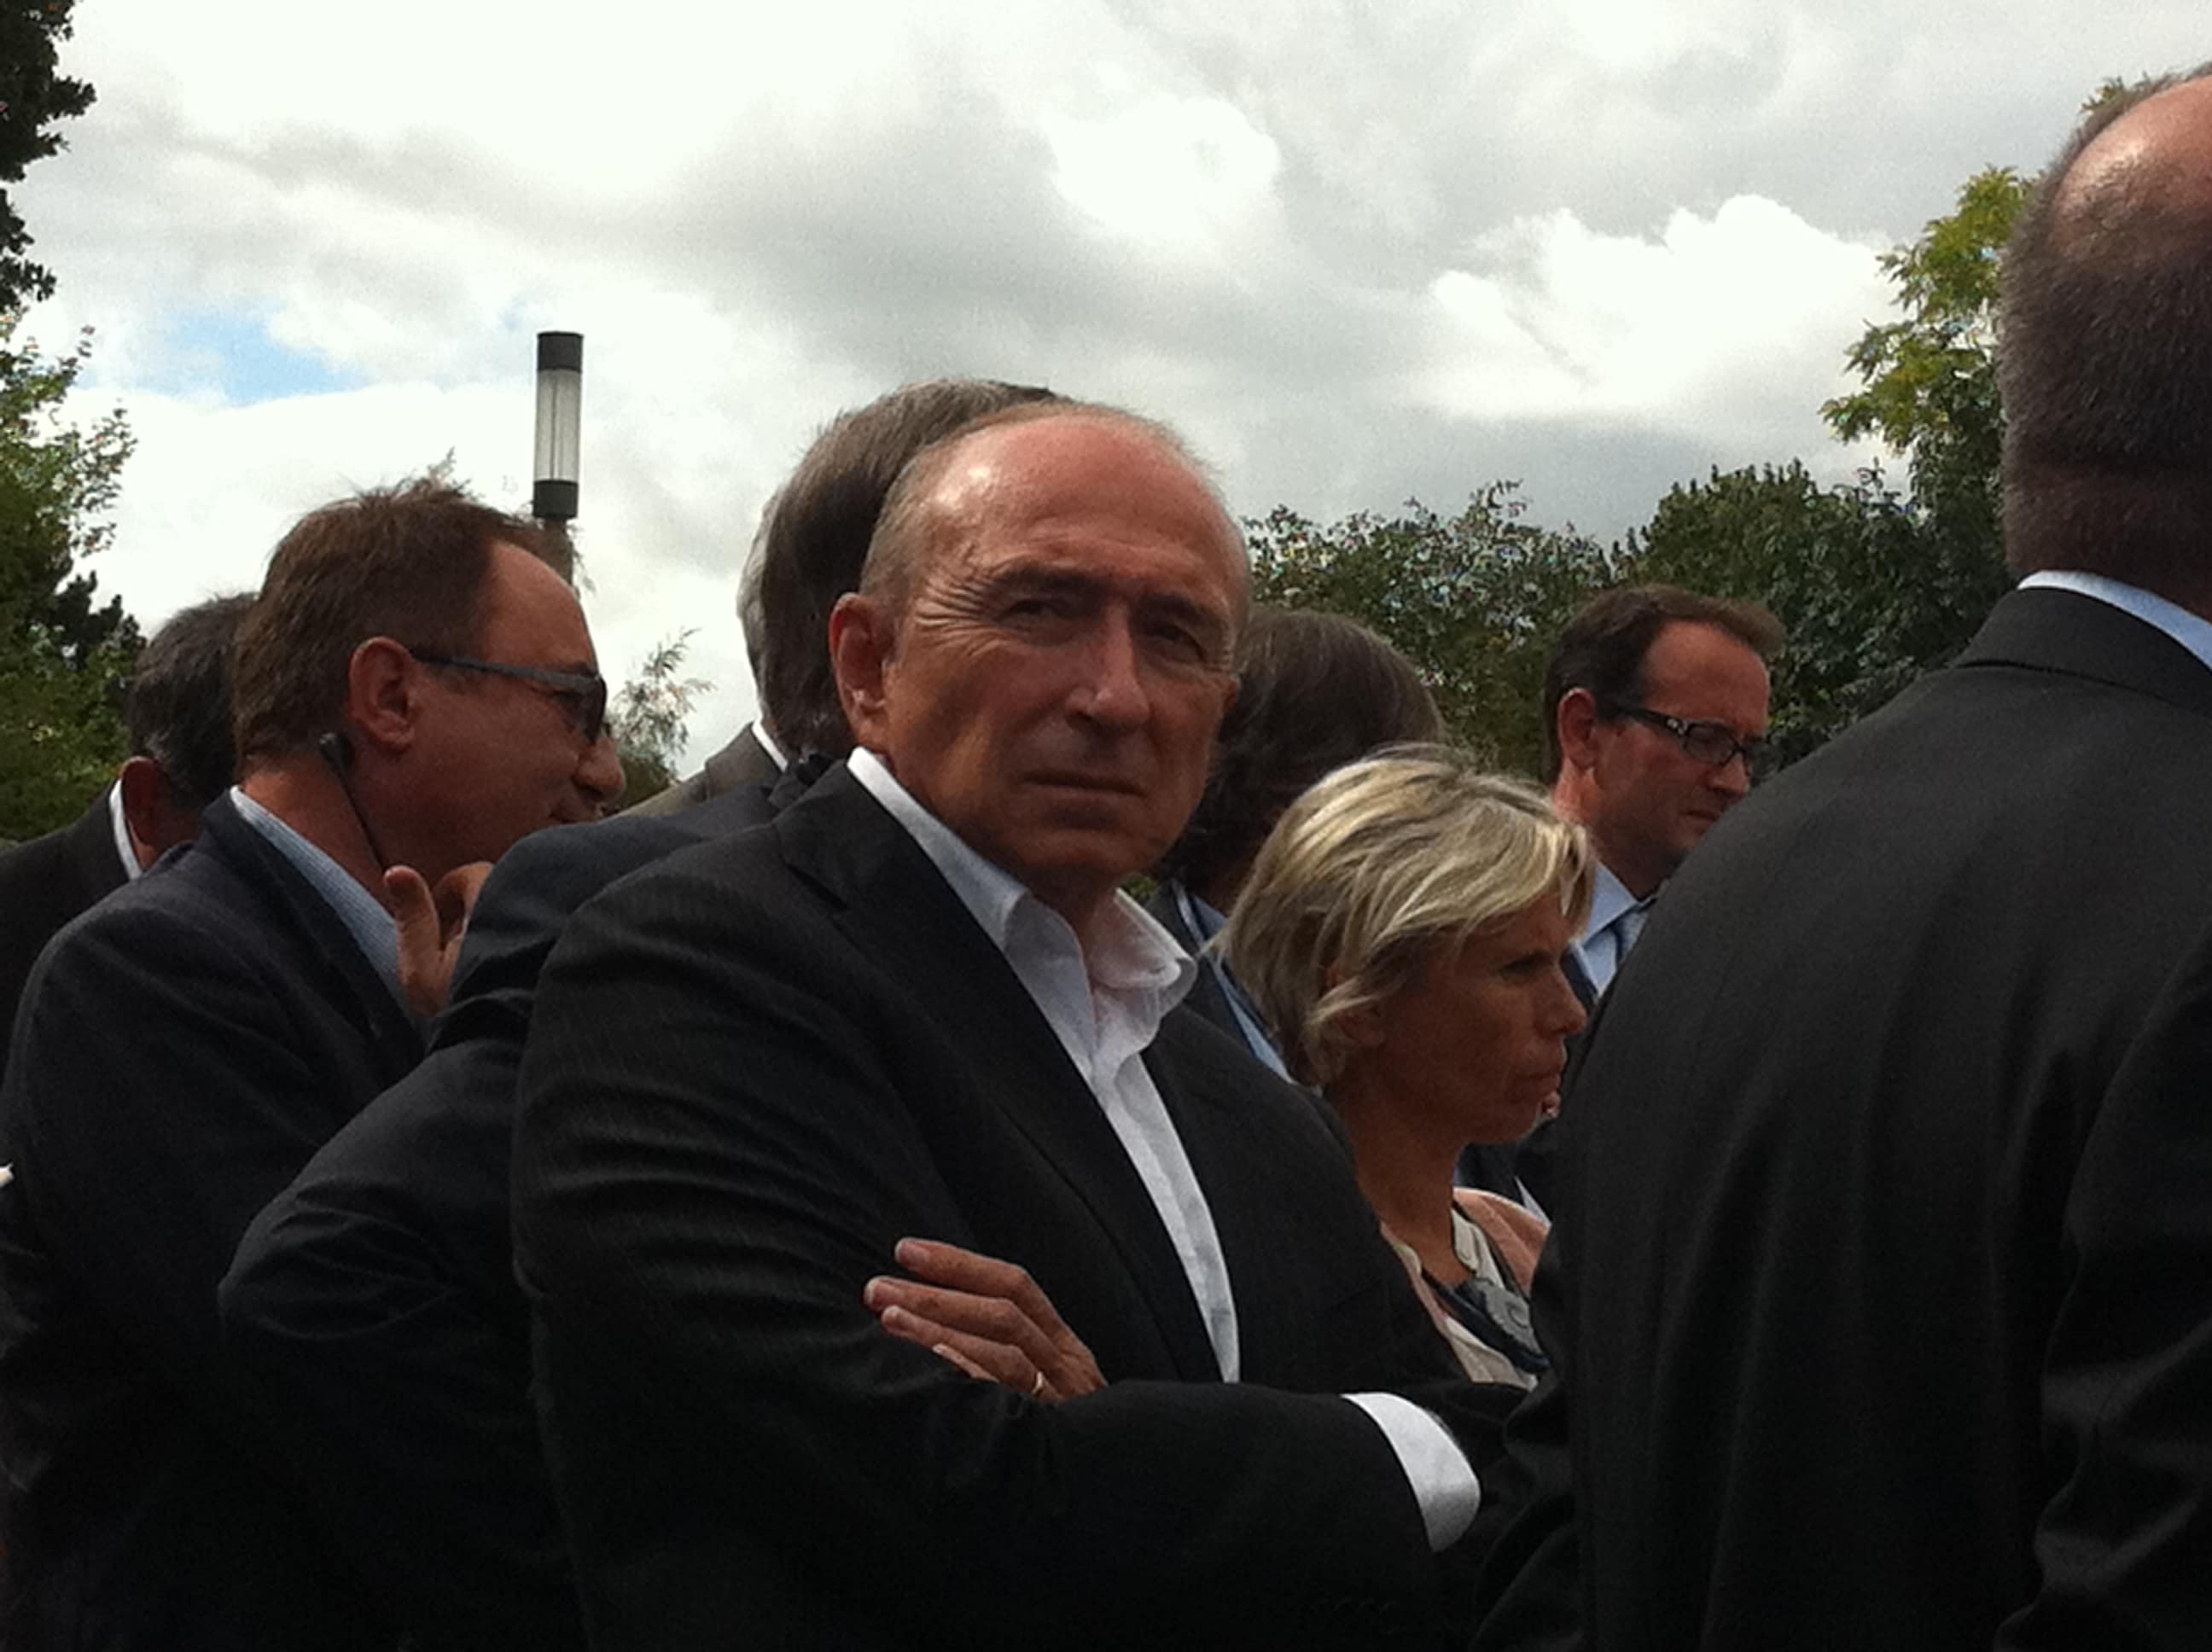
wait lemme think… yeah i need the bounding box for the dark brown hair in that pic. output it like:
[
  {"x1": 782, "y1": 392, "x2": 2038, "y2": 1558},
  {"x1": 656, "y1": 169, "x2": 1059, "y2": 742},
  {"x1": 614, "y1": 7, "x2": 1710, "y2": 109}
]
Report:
[
  {"x1": 741, "y1": 378, "x2": 1059, "y2": 756},
  {"x1": 1157, "y1": 606, "x2": 1442, "y2": 900},
  {"x1": 126, "y1": 591, "x2": 253, "y2": 808},
  {"x1": 2000, "y1": 64, "x2": 2212, "y2": 603},
  {"x1": 230, "y1": 478, "x2": 550, "y2": 762},
  {"x1": 1540, "y1": 585, "x2": 1784, "y2": 782}
]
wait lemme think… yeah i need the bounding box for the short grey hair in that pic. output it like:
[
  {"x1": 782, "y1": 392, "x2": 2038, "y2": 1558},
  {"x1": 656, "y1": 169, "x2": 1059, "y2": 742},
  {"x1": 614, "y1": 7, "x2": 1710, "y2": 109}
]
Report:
[{"x1": 1220, "y1": 747, "x2": 1592, "y2": 1085}]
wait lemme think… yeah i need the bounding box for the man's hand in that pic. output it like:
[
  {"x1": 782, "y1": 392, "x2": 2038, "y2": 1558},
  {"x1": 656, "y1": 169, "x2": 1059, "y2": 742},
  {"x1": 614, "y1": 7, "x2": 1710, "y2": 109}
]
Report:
[
  {"x1": 864, "y1": 1236, "x2": 1105, "y2": 1403},
  {"x1": 387, "y1": 862, "x2": 492, "y2": 1020}
]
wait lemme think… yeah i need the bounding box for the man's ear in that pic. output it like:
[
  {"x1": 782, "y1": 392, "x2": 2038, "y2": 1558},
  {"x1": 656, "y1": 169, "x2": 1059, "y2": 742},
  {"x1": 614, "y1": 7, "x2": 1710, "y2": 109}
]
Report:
[
  {"x1": 1555, "y1": 686, "x2": 1604, "y2": 772},
  {"x1": 345, "y1": 637, "x2": 422, "y2": 757},
  {"x1": 827, "y1": 594, "x2": 894, "y2": 752},
  {"x1": 116, "y1": 754, "x2": 195, "y2": 866}
]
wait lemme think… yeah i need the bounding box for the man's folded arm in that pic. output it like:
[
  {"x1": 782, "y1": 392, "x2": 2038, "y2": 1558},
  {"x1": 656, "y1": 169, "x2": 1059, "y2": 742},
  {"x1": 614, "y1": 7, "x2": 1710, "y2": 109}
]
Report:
[{"x1": 515, "y1": 864, "x2": 1460, "y2": 1643}]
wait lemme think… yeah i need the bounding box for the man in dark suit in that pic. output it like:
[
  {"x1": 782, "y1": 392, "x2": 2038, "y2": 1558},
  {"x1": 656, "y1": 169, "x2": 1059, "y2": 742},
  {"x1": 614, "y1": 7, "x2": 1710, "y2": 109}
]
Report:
[
  {"x1": 0, "y1": 592, "x2": 250, "y2": 1073},
  {"x1": 1475, "y1": 69, "x2": 2212, "y2": 1650},
  {"x1": 515, "y1": 403, "x2": 1514, "y2": 1652},
  {"x1": 1539, "y1": 586, "x2": 1779, "y2": 1007},
  {"x1": 630, "y1": 378, "x2": 1058, "y2": 816},
  {"x1": 216, "y1": 379, "x2": 1047, "y2": 1651},
  {"x1": 0, "y1": 480, "x2": 622, "y2": 1649}
]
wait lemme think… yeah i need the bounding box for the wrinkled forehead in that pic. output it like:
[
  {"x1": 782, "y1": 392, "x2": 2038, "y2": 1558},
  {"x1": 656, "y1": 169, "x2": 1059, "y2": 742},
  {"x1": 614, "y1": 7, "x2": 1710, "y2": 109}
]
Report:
[{"x1": 925, "y1": 416, "x2": 1249, "y2": 602}]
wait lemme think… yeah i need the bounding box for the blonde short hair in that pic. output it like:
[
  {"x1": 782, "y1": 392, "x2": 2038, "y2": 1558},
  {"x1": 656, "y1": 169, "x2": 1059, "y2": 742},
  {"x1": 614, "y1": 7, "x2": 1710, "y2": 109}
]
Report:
[{"x1": 1220, "y1": 747, "x2": 1592, "y2": 1085}]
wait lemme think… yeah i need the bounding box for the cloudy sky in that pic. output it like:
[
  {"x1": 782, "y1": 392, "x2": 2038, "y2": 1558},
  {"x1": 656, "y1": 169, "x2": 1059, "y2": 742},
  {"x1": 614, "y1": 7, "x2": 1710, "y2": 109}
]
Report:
[{"x1": 17, "y1": 1, "x2": 2210, "y2": 765}]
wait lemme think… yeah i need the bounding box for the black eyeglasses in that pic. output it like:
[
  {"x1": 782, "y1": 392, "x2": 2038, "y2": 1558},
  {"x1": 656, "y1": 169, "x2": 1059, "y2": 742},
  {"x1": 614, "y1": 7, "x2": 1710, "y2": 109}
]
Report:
[
  {"x1": 1607, "y1": 704, "x2": 1770, "y2": 777},
  {"x1": 412, "y1": 651, "x2": 609, "y2": 743}
]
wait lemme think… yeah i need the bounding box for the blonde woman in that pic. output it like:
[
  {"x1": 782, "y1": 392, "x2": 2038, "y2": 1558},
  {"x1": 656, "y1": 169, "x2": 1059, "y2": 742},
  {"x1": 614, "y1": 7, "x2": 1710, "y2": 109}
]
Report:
[{"x1": 1221, "y1": 747, "x2": 1591, "y2": 1388}]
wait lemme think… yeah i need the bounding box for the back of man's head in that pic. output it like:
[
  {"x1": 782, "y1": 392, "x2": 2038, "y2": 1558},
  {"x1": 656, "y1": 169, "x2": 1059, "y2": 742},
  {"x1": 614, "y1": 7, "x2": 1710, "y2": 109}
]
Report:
[
  {"x1": 742, "y1": 378, "x2": 1059, "y2": 757},
  {"x1": 1158, "y1": 606, "x2": 1442, "y2": 907},
  {"x1": 128, "y1": 592, "x2": 253, "y2": 811},
  {"x1": 230, "y1": 478, "x2": 550, "y2": 767},
  {"x1": 1540, "y1": 585, "x2": 1783, "y2": 782},
  {"x1": 2002, "y1": 64, "x2": 2212, "y2": 607}
]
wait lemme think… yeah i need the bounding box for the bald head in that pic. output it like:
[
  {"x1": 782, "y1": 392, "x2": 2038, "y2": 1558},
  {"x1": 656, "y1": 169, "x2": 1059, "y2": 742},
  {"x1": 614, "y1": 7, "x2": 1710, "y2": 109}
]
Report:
[
  {"x1": 2002, "y1": 63, "x2": 2212, "y2": 608},
  {"x1": 2050, "y1": 76, "x2": 2212, "y2": 256},
  {"x1": 828, "y1": 405, "x2": 1248, "y2": 939},
  {"x1": 859, "y1": 403, "x2": 1248, "y2": 631}
]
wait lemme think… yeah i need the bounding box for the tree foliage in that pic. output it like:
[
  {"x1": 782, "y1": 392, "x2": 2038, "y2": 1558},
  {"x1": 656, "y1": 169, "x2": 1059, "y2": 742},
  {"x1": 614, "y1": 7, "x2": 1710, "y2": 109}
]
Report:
[
  {"x1": 1626, "y1": 461, "x2": 1994, "y2": 765},
  {"x1": 1246, "y1": 486, "x2": 1615, "y2": 777},
  {"x1": 0, "y1": 317, "x2": 137, "y2": 840},
  {"x1": 0, "y1": 0, "x2": 96, "y2": 312},
  {"x1": 609, "y1": 629, "x2": 712, "y2": 808}
]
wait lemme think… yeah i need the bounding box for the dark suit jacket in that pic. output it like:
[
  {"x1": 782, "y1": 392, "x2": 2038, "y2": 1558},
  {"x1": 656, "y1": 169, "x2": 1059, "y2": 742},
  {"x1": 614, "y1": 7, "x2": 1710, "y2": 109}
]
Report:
[
  {"x1": 514, "y1": 765, "x2": 1516, "y2": 1652},
  {"x1": 1476, "y1": 588, "x2": 2212, "y2": 1650},
  {"x1": 0, "y1": 793, "x2": 125, "y2": 1084},
  {"x1": 0, "y1": 794, "x2": 416, "y2": 1650},
  {"x1": 1144, "y1": 876, "x2": 1246, "y2": 1044},
  {"x1": 626, "y1": 722, "x2": 780, "y2": 817},
  {"x1": 218, "y1": 777, "x2": 789, "y2": 1652}
]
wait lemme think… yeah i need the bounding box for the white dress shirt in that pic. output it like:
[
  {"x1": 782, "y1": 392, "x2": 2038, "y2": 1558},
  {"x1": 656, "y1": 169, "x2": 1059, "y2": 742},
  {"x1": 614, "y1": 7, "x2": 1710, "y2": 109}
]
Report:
[
  {"x1": 848, "y1": 748, "x2": 1481, "y2": 1549},
  {"x1": 104, "y1": 782, "x2": 143, "y2": 883}
]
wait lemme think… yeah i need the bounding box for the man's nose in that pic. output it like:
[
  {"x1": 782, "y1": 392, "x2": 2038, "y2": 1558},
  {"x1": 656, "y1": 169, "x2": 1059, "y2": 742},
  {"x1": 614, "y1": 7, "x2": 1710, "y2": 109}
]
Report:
[
  {"x1": 1068, "y1": 615, "x2": 1150, "y2": 731},
  {"x1": 1707, "y1": 750, "x2": 1753, "y2": 799},
  {"x1": 577, "y1": 731, "x2": 626, "y2": 808}
]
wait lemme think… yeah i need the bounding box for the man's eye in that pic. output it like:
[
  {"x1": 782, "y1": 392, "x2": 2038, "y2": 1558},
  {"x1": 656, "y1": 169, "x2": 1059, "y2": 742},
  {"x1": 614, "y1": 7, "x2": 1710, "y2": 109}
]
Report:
[
  {"x1": 1002, "y1": 594, "x2": 1076, "y2": 622},
  {"x1": 1142, "y1": 617, "x2": 1227, "y2": 668}
]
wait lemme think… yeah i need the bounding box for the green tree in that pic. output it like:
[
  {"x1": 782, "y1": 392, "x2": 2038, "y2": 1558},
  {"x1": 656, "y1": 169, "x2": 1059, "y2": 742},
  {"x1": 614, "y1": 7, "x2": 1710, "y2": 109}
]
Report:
[
  {"x1": 0, "y1": 0, "x2": 96, "y2": 313},
  {"x1": 1617, "y1": 160, "x2": 2037, "y2": 765},
  {"x1": 1626, "y1": 462, "x2": 1945, "y2": 764},
  {"x1": 608, "y1": 629, "x2": 711, "y2": 809},
  {"x1": 1247, "y1": 485, "x2": 1615, "y2": 777},
  {"x1": 0, "y1": 316, "x2": 137, "y2": 841}
]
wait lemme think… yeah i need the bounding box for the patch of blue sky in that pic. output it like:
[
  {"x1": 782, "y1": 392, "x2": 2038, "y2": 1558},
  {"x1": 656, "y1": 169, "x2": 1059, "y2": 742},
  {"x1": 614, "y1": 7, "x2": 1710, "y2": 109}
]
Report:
[{"x1": 157, "y1": 309, "x2": 365, "y2": 404}]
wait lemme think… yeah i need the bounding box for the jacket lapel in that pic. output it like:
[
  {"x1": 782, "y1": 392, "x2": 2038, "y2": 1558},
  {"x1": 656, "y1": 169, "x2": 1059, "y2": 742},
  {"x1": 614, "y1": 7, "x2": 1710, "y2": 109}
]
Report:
[
  {"x1": 199, "y1": 797, "x2": 423, "y2": 1084},
  {"x1": 777, "y1": 768, "x2": 1222, "y2": 1381}
]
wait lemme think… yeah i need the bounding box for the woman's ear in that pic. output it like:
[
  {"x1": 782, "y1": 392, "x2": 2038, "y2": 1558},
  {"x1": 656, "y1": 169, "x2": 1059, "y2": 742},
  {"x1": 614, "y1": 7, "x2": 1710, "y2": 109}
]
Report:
[{"x1": 1326, "y1": 965, "x2": 1388, "y2": 1050}]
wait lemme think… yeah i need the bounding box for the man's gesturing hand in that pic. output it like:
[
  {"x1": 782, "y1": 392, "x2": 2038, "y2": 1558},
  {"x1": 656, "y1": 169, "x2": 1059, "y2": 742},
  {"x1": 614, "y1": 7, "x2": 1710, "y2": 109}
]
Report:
[
  {"x1": 864, "y1": 1236, "x2": 1105, "y2": 1403},
  {"x1": 387, "y1": 861, "x2": 491, "y2": 1021}
]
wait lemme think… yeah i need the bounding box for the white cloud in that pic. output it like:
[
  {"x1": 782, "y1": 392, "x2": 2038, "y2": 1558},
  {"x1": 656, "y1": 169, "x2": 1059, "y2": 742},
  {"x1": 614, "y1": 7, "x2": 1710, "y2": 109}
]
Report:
[
  {"x1": 1417, "y1": 196, "x2": 1888, "y2": 447},
  {"x1": 19, "y1": 0, "x2": 2212, "y2": 774},
  {"x1": 1045, "y1": 95, "x2": 1283, "y2": 250}
]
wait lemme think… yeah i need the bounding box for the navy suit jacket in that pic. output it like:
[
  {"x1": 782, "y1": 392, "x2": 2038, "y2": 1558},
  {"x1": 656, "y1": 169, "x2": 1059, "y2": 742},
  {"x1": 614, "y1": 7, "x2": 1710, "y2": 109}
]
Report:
[
  {"x1": 0, "y1": 794, "x2": 125, "y2": 1085},
  {"x1": 1476, "y1": 587, "x2": 2212, "y2": 1649},
  {"x1": 0, "y1": 794, "x2": 416, "y2": 1650},
  {"x1": 220, "y1": 775, "x2": 795, "y2": 1650},
  {"x1": 513, "y1": 765, "x2": 1516, "y2": 1651}
]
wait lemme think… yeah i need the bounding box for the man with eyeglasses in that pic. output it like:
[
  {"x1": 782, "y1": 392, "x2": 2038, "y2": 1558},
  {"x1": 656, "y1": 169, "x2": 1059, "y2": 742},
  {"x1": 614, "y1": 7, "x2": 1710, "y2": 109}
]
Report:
[
  {"x1": 1540, "y1": 585, "x2": 1782, "y2": 1003},
  {"x1": 0, "y1": 478, "x2": 620, "y2": 1649}
]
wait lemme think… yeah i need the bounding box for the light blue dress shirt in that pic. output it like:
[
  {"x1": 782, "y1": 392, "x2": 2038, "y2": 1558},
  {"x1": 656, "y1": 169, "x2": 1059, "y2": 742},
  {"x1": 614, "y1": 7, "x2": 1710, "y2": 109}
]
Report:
[
  {"x1": 228, "y1": 786, "x2": 406, "y2": 1011},
  {"x1": 2017, "y1": 569, "x2": 2212, "y2": 673}
]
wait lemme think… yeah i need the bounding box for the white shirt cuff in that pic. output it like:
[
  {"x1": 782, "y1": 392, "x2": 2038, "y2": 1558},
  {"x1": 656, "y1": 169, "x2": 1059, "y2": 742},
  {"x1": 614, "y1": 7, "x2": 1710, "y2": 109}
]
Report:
[{"x1": 1344, "y1": 1392, "x2": 1481, "y2": 1550}]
